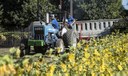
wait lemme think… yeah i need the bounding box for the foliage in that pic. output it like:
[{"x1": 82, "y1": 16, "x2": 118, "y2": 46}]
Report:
[
  {"x1": 0, "y1": 34, "x2": 6, "y2": 45},
  {"x1": 0, "y1": 33, "x2": 128, "y2": 76},
  {"x1": 112, "y1": 18, "x2": 128, "y2": 33},
  {"x1": 0, "y1": 3, "x2": 2, "y2": 22},
  {"x1": 0, "y1": 32, "x2": 28, "y2": 46},
  {"x1": 22, "y1": 0, "x2": 55, "y2": 26},
  {"x1": 1, "y1": 0, "x2": 55, "y2": 30},
  {"x1": 0, "y1": 2, "x2": 3, "y2": 29},
  {"x1": 49, "y1": 0, "x2": 69, "y2": 11},
  {"x1": 75, "y1": 0, "x2": 122, "y2": 20}
]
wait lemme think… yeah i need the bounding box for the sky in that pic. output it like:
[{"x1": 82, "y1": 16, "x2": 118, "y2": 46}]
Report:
[{"x1": 122, "y1": 0, "x2": 128, "y2": 10}]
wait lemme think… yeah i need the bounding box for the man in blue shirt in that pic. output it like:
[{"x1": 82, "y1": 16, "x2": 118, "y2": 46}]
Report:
[
  {"x1": 50, "y1": 15, "x2": 60, "y2": 30},
  {"x1": 67, "y1": 14, "x2": 75, "y2": 29}
]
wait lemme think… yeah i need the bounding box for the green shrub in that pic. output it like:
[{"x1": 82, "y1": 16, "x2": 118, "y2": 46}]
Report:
[{"x1": 112, "y1": 18, "x2": 128, "y2": 33}]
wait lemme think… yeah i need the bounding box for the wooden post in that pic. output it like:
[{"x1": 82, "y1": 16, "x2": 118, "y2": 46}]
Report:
[{"x1": 70, "y1": 0, "x2": 73, "y2": 16}]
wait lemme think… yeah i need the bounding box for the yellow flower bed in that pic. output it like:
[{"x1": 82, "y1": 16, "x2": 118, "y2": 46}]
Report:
[{"x1": 0, "y1": 33, "x2": 128, "y2": 76}]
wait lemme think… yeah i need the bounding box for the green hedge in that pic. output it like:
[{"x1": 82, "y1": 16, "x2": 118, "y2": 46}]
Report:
[
  {"x1": 111, "y1": 18, "x2": 128, "y2": 33},
  {"x1": 0, "y1": 32, "x2": 28, "y2": 47}
]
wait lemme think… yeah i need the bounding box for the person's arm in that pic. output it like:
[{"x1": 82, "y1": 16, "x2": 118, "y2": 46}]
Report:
[{"x1": 70, "y1": 16, "x2": 76, "y2": 25}]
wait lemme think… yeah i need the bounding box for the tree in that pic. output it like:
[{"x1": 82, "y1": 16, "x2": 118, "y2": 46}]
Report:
[
  {"x1": 1, "y1": 0, "x2": 55, "y2": 30},
  {"x1": 49, "y1": 0, "x2": 69, "y2": 11},
  {"x1": 18, "y1": 0, "x2": 55, "y2": 28},
  {"x1": 0, "y1": 2, "x2": 3, "y2": 24},
  {"x1": 74, "y1": 0, "x2": 122, "y2": 20},
  {"x1": 0, "y1": 2, "x2": 4, "y2": 31}
]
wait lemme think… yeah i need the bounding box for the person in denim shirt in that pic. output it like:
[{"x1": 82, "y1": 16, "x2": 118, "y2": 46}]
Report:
[
  {"x1": 67, "y1": 14, "x2": 75, "y2": 29},
  {"x1": 50, "y1": 15, "x2": 60, "y2": 30}
]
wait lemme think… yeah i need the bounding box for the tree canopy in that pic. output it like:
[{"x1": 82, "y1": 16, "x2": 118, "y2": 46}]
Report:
[
  {"x1": 49, "y1": 0, "x2": 69, "y2": 11},
  {"x1": 1, "y1": 0, "x2": 55, "y2": 30},
  {"x1": 0, "y1": 0, "x2": 126, "y2": 30},
  {"x1": 0, "y1": 2, "x2": 3, "y2": 24},
  {"x1": 74, "y1": 0, "x2": 122, "y2": 20}
]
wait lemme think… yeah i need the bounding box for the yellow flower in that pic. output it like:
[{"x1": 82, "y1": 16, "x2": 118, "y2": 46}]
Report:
[
  {"x1": 8, "y1": 64, "x2": 16, "y2": 74},
  {"x1": 26, "y1": 64, "x2": 32, "y2": 72},
  {"x1": 85, "y1": 60, "x2": 90, "y2": 65},
  {"x1": 22, "y1": 59, "x2": 29, "y2": 67},
  {"x1": 100, "y1": 65, "x2": 105, "y2": 73},
  {"x1": 65, "y1": 72, "x2": 69, "y2": 76},
  {"x1": 94, "y1": 49, "x2": 100, "y2": 56},
  {"x1": 96, "y1": 57, "x2": 100, "y2": 61},
  {"x1": 117, "y1": 65, "x2": 123, "y2": 71},
  {"x1": 100, "y1": 74, "x2": 105, "y2": 76},
  {"x1": 67, "y1": 64, "x2": 72, "y2": 69},
  {"x1": 78, "y1": 65, "x2": 83, "y2": 72},
  {"x1": 50, "y1": 64, "x2": 56, "y2": 73},
  {"x1": 100, "y1": 60, "x2": 105, "y2": 73},
  {"x1": 3, "y1": 64, "x2": 7, "y2": 74},
  {"x1": 71, "y1": 62, "x2": 76, "y2": 67},
  {"x1": 68, "y1": 54, "x2": 75, "y2": 62},
  {"x1": 60, "y1": 63, "x2": 67, "y2": 72},
  {"x1": 58, "y1": 72, "x2": 62, "y2": 76},
  {"x1": 0, "y1": 66, "x2": 4, "y2": 76},
  {"x1": 82, "y1": 58, "x2": 86, "y2": 61},
  {"x1": 89, "y1": 63, "x2": 94, "y2": 69},
  {"x1": 107, "y1": 68, "x2": 113, "y2": 76},
  {"x1": 84, "y1": 52, "x2": 90, "y2": 59},
  {"x1": 46, "y1": 73, "x2": 53, "y2": 76},
  {"x1": 56, "y1": 47, "x2": 62, "y2": 53},
  {"x1": 36, "y1": 70, "x2": 40, "y2": 76},
  {"x1": 91, "y1": 71, "x2": 96, "y2": 76},
  {"x1": 84, "y1": 48, "x2": 88, "y2": 51},
  {"x1": 16, "y1": 48, "x2": 21, "y2": 58},
  {"x1": 77, "y1": 43, "x2": 81, "y2": 48}
]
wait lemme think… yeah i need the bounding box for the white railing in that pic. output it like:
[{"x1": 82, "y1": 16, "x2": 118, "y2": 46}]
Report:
[{"x1": 74, "y1": 19, "x2": 119, "y2": 37}]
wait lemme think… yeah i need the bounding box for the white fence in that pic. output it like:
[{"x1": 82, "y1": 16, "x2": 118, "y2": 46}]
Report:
[{"x1": 74, "y1": 19, "x2": 119, "y2": 37}]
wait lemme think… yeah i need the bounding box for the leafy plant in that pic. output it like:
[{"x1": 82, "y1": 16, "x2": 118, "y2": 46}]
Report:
[
  {"x1": 75, "y1": 0, "x2": 122, "y2": 20},
  {"x1": 0, "y1": 33, "x2": 128, "y2": 76}
]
